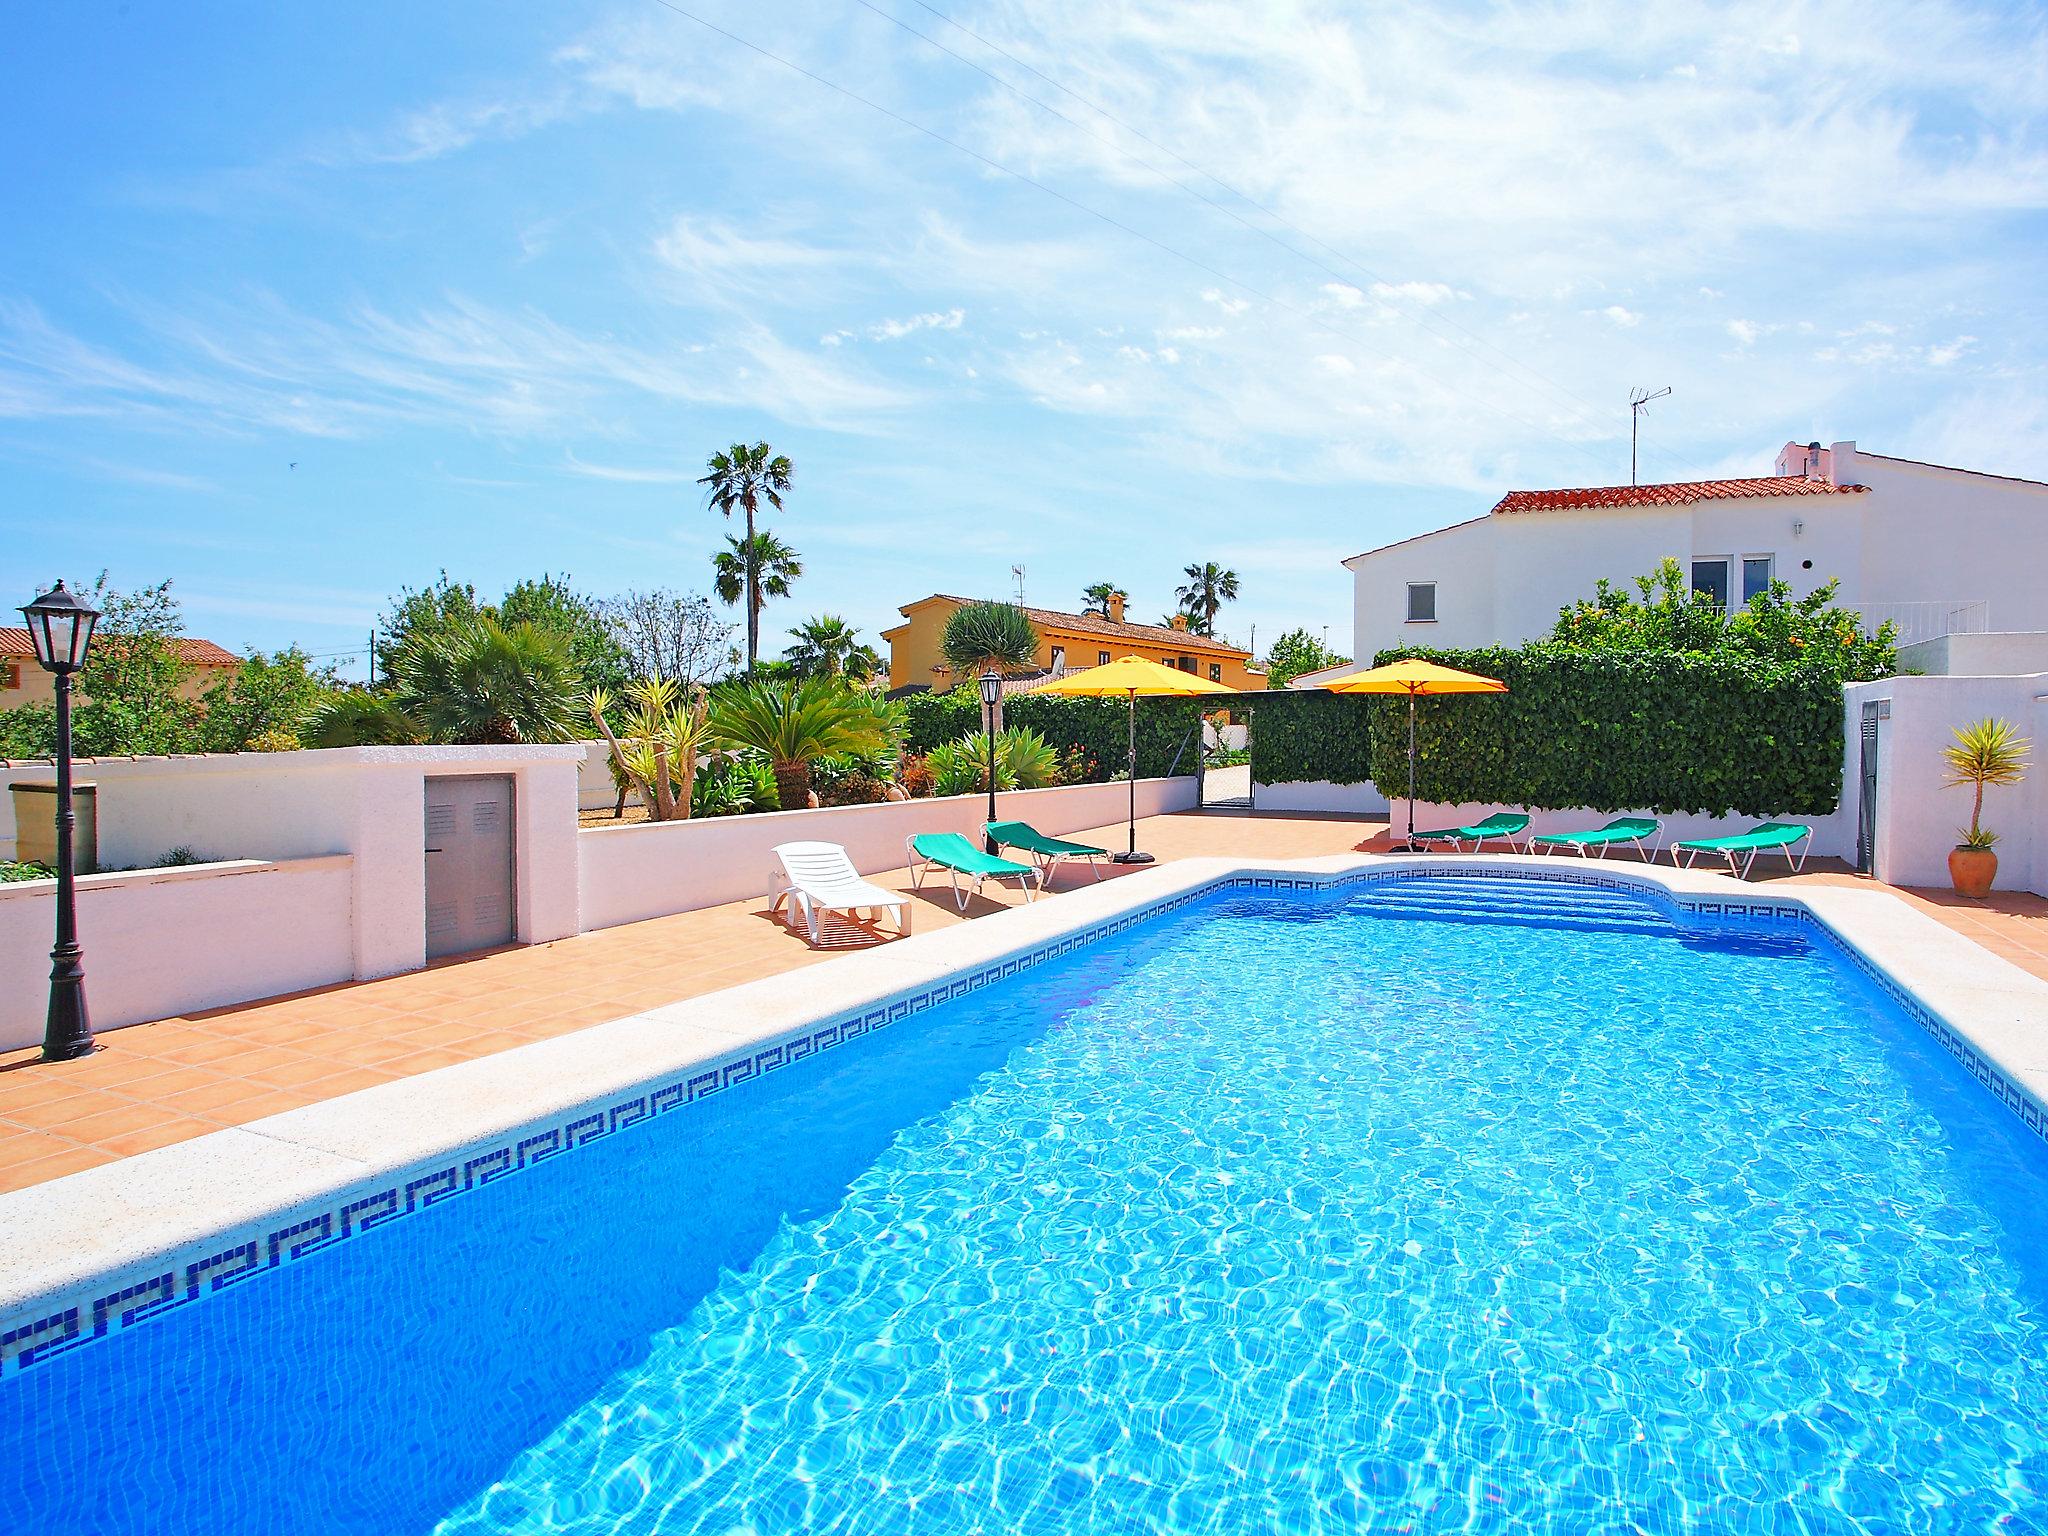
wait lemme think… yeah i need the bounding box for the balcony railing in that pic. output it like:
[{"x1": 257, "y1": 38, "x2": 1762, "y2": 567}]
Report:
[{"x1": 1858, "y1": 600, "x2": 1991, "y2": 645}]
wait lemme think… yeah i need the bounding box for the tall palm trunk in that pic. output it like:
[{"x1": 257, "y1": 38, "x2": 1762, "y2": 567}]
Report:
[{"x1": 744, "y1": 495, "x2": 759, "y2": 673}]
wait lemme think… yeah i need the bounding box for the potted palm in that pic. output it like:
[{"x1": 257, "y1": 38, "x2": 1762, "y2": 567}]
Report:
[{"x1": 1941, "y1": 717, "x2": 2030, "y2": 898}]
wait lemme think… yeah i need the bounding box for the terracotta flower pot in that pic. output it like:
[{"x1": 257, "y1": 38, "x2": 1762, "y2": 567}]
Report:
[{"x1": 1948, "y1": 846, "x2": 1997, "y2": 899}]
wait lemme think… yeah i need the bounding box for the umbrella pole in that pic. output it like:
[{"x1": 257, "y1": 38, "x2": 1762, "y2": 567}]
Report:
[
  {"x1": 1113, "y1": 688, "x2": 1154, "y2": 864},
  {"x1": 1406, "y1": 692, "x2": 1418, "y2": 850}
]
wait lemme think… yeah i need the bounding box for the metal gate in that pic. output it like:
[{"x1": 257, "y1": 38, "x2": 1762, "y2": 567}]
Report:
[
  {"x1": 1854, "y1": 700, "x2": 1885, "y2": 875},
  {"x1": 425, "y1": 774, "x2": 516, "y2": 958}
]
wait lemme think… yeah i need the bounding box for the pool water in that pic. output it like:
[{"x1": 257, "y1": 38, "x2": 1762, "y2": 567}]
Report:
[{"x1": 4, "y1": 876, "x2": 2046, "y2": 1533}]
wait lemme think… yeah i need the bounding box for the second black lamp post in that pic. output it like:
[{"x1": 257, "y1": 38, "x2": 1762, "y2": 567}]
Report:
[{"x1": 978, "y1": 668, "x2": 1002, "y2": 853}]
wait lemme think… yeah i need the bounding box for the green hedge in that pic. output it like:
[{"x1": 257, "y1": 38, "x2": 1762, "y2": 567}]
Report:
[
  {"x1": 900, "y1": 687, "x2": 1207, "y2": 782},
  {"x1": 1250, "y1": 647, "x2": 1844, "y2": 816}
]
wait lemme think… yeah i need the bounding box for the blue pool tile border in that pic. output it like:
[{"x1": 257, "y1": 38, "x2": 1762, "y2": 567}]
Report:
[{"x1": 2, "y1": 865, "x2": 2041, "y2": 1380}]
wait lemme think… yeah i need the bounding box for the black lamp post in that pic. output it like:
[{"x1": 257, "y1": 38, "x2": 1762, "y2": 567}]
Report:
[
  {"x1": 979, "y1": 669, "x2": 1002, "y2": 853},
  {"x1": 20, "y1": 581, "x2": 101, "y2": 1061}
]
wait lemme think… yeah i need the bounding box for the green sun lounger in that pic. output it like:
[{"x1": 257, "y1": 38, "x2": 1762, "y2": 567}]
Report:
[
  {"x1": 1528, "y1": 817, "x2": 1662, "y2": 861},
  {"x1": 985, "y1": 820, "x2": 1110, "y2": 886},
  {"x1": 1409, "y1": 811, "x2": 1530, "y2": 852},
  {"x1": 907, "y1": 832, "x2": 1040, "y2": 909},
  {"x1": 1672, "y1": 821, "x2": 1812, "y2": 879}
]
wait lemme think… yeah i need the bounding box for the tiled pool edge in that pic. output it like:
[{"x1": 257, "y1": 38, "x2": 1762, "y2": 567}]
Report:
[{"x1": 3, "y1": 855, "x2": 2043, "y2": 1380}]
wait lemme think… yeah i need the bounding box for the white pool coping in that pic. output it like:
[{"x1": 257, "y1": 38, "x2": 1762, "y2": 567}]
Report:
[{"x1": 3, "y1": 853, "x2": 2045, "y2": 1376}]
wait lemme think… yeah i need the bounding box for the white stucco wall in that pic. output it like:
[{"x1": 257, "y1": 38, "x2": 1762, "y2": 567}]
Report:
[
  {"x1": 578, "y1": 776, "x2": 1199, "y2": 931},
  {"x1": 0, "y1": 857, "x2": 354, "y2": 1051},
  {"x1": 1344, "y1": 441, "x2": 2048, "y2": 662},
  {"x1": 1252, "y1": 780, "x2": 1390, "y2": 814},
  {"x1": 1847, "y1": 673, "x2": 2047, "y2": 893},
  {"x1": 1897, "y1": 633, "x2": 2048, "y2": 678}
]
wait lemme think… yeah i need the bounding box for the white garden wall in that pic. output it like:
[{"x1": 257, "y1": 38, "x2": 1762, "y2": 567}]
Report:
[
  {"x1": 0, "y1": 857, "x2": 353, "y2": 1052},
  {"x1": 1252, "y1": 779, "x2": 1390, "y2": 815},
  {"x1": 578, "y1": 776, "x2": 1199, "y2": 931}
]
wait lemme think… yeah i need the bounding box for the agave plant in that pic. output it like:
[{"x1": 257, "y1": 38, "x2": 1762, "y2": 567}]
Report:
[
  {"x1": 927, "y1": 727, "x2": 1059, "y2": 796},
  {"x1": 708, "y1": 677, "x2": 896, "y2": 811},
  {"x1": 299, "y1": 689, "x2": 424, "y2": 748},
  {"x1": 1941, "y1": 717, "x2": 2030, "y2": 850},
  {"x1": 396, "y1": 618, "x2": 581, "y2": 745},
  {"x1": 692, "y1": 753, "x2": 777, "y2": 817},
  {"x1": 589, "y1": 675, "x2": 714, "y2": 822}
]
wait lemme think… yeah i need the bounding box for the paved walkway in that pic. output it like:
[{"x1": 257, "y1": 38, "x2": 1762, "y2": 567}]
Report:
[{"x1": 2, "y1": 810, "x2": 2042, "y2": 1194}]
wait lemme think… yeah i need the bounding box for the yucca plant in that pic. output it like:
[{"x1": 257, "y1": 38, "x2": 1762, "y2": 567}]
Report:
[
  {"x1": 940, "y1": 601, "x2": 1039, "y2": 730},
  {"x1": 589, "y1": 676, "x2": 713, "y2": 822},
  {"x1": 1941, "y1": 717, "x2": 2030, "y2": 850},
  {"x1": 397, "y1": 618, "x2": 581, "y2": 745},
  {"x1": 709, "y1": 677, "x2": 896, "y2": 811}
]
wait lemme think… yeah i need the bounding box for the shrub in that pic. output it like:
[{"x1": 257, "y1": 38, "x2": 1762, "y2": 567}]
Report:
[
  {"x1": 928, "y1": 727, "x2": 1060, "y2": 795},
  {"x1": 900, "y1": 685, "x2": 1205, "y2": 783},
  {"x1": 897, "y1": 752, "x2": 936, "y2": 797},
  {"x1": 692, "y1": 755, "x2": 776, "y2": 817},
  {"x1": 817, "y1": 772, "x2": 890, "y2": 807},
  {"x1": 244, "y1": 728, "x2": 303, "y2": 753}
]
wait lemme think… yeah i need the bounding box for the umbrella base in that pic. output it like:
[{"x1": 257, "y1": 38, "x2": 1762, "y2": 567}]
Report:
[{"x1": 1111, "y1": 851, "x2": 1156, "y2": 865}]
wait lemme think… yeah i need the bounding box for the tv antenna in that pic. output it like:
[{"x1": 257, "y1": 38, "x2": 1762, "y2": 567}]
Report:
[
  {"x1": 1629, "y1": 386, "x2": 1671, "y2": 485},
  {"x1": 1011, "y1": 565, "x2": 1027, "y2": 604}
]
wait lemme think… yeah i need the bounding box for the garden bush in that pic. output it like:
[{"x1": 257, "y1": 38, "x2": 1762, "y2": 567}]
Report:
[{"x1": 900, "y1": 686, "x2": 1205, "y2": 782}]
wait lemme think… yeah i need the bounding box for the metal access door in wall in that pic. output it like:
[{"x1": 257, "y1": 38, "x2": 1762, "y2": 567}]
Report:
[
  {"x1": 1855, "y1": 701, "x2": 1886, "y2": 875},
  {"x1": 425, "y1": 775, "x2": 516, "y2": 959}
]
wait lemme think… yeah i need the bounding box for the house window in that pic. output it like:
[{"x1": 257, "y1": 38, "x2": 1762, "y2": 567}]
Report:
[
  {"x1": 1178, "y1": 656, "x2": 1196, "y2": 673},
  {"x1": 1741, "y1": 555, "x2": 1774, "y2": 603},
  {"x1": 1406, "y1": 582, "x2": 1436, "y2": 622},
  {"x1": 1050, "y1": 645, "x2": 1066, "y2": 673},
  {"x1": 1098, "y1": 650, "x2": 1111, "y2": 666},
  {"x1": 1208, "y1": 662, "x2": 1222, "y2": 682},
  {"x1": 0, "y1": 662, "x2": 18, "y2": 690},
  {"x1": 1691, "y1": 559, "x2": 1730, "y2": 608}
]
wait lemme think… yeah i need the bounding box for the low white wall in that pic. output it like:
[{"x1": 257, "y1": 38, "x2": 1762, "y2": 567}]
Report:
[
  {"x1": 0, "y1": 857, "x2": 354, "y2": 1051},
  {"x1": 1253, "y1": 779, "x2": 1389, "y2": 815},
  {"x1": 578, "y1": 776, "x2": 1198, "y2": 931},
  {"x1": 1897, "y1": 633, "x2": 2048, "y2": 678},
  {"x1": 1849, "y1": 673, "x2": 2047, "y2": 893},
  {"x1": 575, "y1": 740, "x2": 619, "y2": 812}
]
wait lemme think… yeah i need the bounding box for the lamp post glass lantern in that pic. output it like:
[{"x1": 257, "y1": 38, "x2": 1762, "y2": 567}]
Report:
[
  {"x1": 20, "y1": 581, "x2": 101, "y2": 1061},
  {"x1": 978, "y1": 669, "x2": 1002, "y2": 853}
]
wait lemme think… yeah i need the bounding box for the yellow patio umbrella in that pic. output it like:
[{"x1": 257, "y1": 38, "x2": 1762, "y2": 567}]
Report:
[
  {"x1": 1037, "y1": 654, "x2": 1234, "y2": 864},
  {"x1": 1322, "y1": 658, "x2": 1507, "y2": 850}
]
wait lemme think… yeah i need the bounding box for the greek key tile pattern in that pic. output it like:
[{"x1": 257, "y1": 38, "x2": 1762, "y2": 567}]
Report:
[{"x1": 2, "y1": 868, "x2": 2038, "y2": 1379}]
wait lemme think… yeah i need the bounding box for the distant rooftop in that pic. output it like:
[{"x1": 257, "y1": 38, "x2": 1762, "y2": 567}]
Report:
[
  {"x1": 916, "y1": 594, "x2": 1251, "y2": 656},
  {"x1": 0, "y1": 628, "x2": 241, "y2": 667}
]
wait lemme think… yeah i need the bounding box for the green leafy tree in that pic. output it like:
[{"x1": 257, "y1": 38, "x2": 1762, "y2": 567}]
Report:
[
  {"x1": 499, "y1": 574, "x2": 631, "y2": 695},
  {"x1": 1262, "y1": 628, "x2": 1350, "y2": 688},
  {"x1": 1552, "y1": 558, "x2": 1895, "y2": 681},
  {"x1": 784, "y1": 614, "x2": 880, "y2": 682},
  {"x1": 940, "y1": 601, "x2": 1039, "y2": 730},
  {"x1": 708, "y1": 677, "x2": 896, "y2": 811},
  {"x1": 1174, "y1": 562, "x2": 1240, "y2": 638},
  {"x1": 713, "y1": 533, "x2": 802, "y2": 660},
  {"x1": 1081, "y1": 581, "x2": 1126, "y2": 617},
  {"x1": 395, "y1": 617, "x2": 582, "y2": 744},
  {"x1": 699, "y1": 441, "x2": 794, "y2": 673},
  {"x1": 374, "y1": 572, "x2": 484, "y2": 682},
  {"x1": 201, "y1": 648, "x2": 338, "y2": 751}
]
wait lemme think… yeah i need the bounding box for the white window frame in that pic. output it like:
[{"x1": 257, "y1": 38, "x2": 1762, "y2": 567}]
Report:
[{"x1": 1405, "y1": 581, "x2": 1438, "y2": 623}]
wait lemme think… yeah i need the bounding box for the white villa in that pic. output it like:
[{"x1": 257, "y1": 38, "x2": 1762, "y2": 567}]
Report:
[{"x1": 1325, "y1": 441, "x2": 2048, "y2": 675}]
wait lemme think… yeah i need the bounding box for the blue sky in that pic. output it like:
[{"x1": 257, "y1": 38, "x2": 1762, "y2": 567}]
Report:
[{"x1": 5, "y1": 0, "x2": 2044, "y2": 676}]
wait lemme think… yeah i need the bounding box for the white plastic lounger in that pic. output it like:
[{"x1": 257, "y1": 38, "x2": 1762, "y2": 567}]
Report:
[{"x1": 769, "y1": 841, "x2": 910, "y2": 945}]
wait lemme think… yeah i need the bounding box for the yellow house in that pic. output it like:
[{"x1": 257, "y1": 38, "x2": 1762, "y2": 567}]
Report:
[
  {"x1": 882, "y1": 593, "x2": 1264, "y2": 693},
  {"x1": 0, "y1": 628, "x2": 241, "y2": 711}
]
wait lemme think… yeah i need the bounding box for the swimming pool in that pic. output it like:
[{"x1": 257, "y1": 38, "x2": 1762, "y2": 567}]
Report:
[{"x1": 3, "y1": 872, "x2": 2045, "y2": 1532}]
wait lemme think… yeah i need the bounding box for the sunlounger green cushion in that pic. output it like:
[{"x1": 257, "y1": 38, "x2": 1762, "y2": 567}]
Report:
[
  {"x1": 1530, "y1": 817, "x2": 1660, "y2": 847},
  {"x1": 986, "y1": 820, "x2": 1107, "y2": 858},
  {"x1": 1674, "y1": 822, "x2": 1810, "y2": 852},
  {"x1": 911, "y1": 832, "x2": 1034, "y2": 878},
  {"x1": 1412, "y1": 812, "x2": 1529, "y2": 843}
]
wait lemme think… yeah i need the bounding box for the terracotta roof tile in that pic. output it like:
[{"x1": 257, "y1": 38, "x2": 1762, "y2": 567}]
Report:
[
  {"x1": 927, "y1": 595, "x2": 1248, "y2": 656},
  {"x1": 1490, "y1": 476, "x2": 1866, "y2": 514},
  {"x1": 0, "y1": 627, "x2": 242, "y2": 668}
]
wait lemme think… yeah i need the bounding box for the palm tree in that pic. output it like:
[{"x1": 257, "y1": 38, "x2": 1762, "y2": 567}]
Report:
[
  {"x1": 698, "y1": 441, "x2": 793, "y2": 672},
  {"x1": 709, "y1": 677, "x2": 895, "y2": 811},
  {"x1": 785, "y1": 614, "x2": 880, "y2": 682},
  {"x1": 940, "y1": 600, "x2": 1039, "y2": 730},
  {"x1": 300, "y1": 689, "x2": 423, "y2": 748},
  {"x1": 713, "y1": 532, "x2": 802, "y2": 657},
  {"x1": 395, "y1": 618, "x2": 582, "y2": 744},
  {"x1": 1174, "y1": 562, "x2": 1241, "y2": 637},
  {"x1": 1081, "y1": 581, "x2": 1126, "y2": 617}
]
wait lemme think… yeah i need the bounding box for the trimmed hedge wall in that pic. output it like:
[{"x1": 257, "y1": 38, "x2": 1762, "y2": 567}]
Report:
[
  {"x1": 900, "y1": 688, "x2": 1207, "y2": 783},
  {"x1": 1250, "y1": 647, "x2": 1844, "y2": 816}
]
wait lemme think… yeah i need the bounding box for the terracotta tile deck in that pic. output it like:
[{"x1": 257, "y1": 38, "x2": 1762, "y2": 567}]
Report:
[{"x1": 2, "y1": 809, "x2": 2042, "y2": 1195}]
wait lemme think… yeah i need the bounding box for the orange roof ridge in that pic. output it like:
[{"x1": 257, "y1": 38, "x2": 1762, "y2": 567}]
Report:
[
  {"x1": 923, "y1": 594, "x2": 1249, "y2": 655},
  {"x1": 1491, "y1": 476, "x2": 1866, "y2": 514}
]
